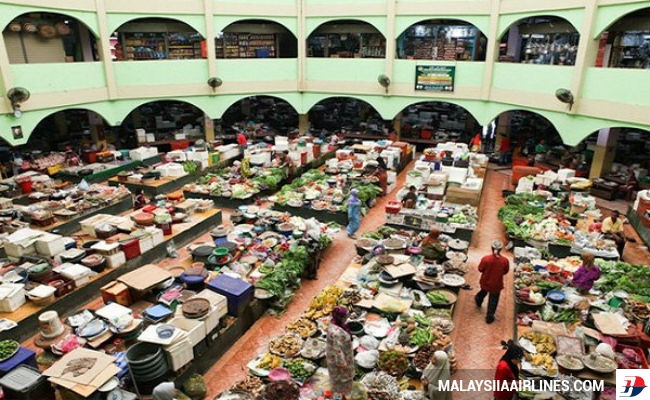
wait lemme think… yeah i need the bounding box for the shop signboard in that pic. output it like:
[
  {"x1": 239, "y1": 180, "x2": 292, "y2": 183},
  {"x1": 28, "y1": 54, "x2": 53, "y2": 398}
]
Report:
[{"x1": 414, "y1": 65, "x2": 455, "y2": 92}]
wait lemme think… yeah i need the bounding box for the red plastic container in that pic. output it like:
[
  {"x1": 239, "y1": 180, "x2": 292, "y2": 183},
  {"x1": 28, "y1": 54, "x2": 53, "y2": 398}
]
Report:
[
  {"x1": 119, "y1": 238, "x2": 141, "y2": 260},
  {"x1": 615, "y1": 344, "x2": 648, "y2": 369},
  {"x1": 18, "y1": 180, "x2": 33, "y2": 194},
  {"x1": 170, "y1": 140, "x2": 190, "y2": 150},
  {"x1": 385, "y1": 201, "x2": 402, "y2": 214},
  {"x1": 157, "y1": 222, "x2": 172, "y2": 236}
]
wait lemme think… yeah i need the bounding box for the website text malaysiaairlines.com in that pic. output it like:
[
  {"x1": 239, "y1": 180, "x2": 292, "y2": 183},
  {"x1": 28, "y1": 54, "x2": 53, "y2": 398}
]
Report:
[{"x1": 439, "y1": 379, "x2": 604, "y2": 393}]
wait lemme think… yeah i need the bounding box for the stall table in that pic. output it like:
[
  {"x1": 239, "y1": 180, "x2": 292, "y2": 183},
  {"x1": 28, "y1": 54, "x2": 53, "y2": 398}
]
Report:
[{"x1": 55, "y1": 154, "x2": 161, "y2": 184}]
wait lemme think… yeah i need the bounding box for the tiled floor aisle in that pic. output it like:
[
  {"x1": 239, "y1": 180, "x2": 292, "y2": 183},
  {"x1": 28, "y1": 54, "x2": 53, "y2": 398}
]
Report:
[{"x1": 202, "y1": 164, "x2": 650, "y2": 399}]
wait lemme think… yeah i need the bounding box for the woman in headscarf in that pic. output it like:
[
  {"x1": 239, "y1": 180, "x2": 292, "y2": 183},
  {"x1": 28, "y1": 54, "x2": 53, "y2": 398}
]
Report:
[
  {"x1": 346, "y1": 188, "x2": 362, "y2": 239},
  {"x1": 420, "y1": 228, "x2": 446, "y2": 263},
  {"x1": 326, "y1": 306, "x2": 355, "y2": 396},
  {"x1": 421, "y1": 351, "x2": 452, "y2": 400},
  {"x1": 494, "y1": 340, "x2": 524, "y2": 400}
]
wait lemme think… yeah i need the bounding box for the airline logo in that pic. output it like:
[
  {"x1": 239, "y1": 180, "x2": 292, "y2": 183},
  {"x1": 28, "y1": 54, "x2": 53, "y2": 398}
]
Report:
[{"x1": 617, "y1": 369, "x2": 649, "y2": 398}]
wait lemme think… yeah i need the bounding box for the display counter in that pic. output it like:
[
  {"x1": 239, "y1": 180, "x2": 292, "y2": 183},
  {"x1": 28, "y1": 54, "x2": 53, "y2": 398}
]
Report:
[
  {"x1": 109, "y1": 174, "x2": 195, "y2": 197},
  {"x1": 0, "y1": 208, "x2": 222, "y2": 343},
  {"x1": 55, "y1": 154, "x2": 162, "y2": 184}
]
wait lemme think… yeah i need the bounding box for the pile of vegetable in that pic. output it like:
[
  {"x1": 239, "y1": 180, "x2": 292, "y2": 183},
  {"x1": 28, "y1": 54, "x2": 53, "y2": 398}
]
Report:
[
  {"x1": 377, "y1": 350, "x2": 409, "y2": 377},
  {"x1": 498, "y1": 193, "x2": 574, "y2": 243},
  {"x1": 183, "y1": 165, "x2": 285, "y2": 199},
  {"x1": 595, "y1": 260, "x2": 650, "y2": 299},
  {"x1": 255, "y1": 245, "x2": 311, "y2": 298}
]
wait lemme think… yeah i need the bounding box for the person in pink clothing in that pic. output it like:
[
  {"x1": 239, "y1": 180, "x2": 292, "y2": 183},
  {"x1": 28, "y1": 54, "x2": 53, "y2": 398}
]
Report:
[{"x1": 571, "y1": 252, "x2": 601, "y2": 293}]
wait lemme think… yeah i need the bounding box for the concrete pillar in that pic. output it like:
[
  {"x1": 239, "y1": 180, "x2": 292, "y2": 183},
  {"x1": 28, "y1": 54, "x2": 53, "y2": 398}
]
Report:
[
  {"x1": 298, "y1": 113, "x2": 309, "y2": 134},
  {"x1": 589, "y1": 128, "x2": 619, "y2": 179},
  {"x1": 204, "y1": 114, "x2": 214, "y2": 142}
]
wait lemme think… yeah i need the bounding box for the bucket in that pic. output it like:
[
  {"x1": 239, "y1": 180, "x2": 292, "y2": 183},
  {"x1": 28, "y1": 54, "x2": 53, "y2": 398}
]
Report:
[
  {"x1": 126, "y1": 342, "x2": 168, "y2": 382},
  {"x1": 38, "y1": 311, "x2": 64, "y2": 338}
]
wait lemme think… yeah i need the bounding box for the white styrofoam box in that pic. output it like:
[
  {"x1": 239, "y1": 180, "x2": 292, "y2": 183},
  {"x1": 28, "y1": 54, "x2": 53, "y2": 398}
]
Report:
[
  {"x1": 462, "y1": 177, "x2": 484, "y2": 191},
  {"x1": 405, "y1": 173, "x2": 424, "y2": 189},
  {"x1": 165, "y1": 336, "x2": 194, "y2": 371},
  {"x1": 136, "y1": 234, "x2": 153, "y2": 254},
  {"x1": 274, "y1": 136, "x2": 288, "y2": 145},
  {"x1": 55, "y1": 263, "x2": 91, "y2": 287},
  {"x1": 517, "y1": 177, "x2": 535, "y2": 193},
  {"x1": 249, "y1": 151, "x2": 271, "y2": 166},
  {"x1": 440, "y1": 165, "x2": 468, "y2": 184},
  {"x1": 187, "y1": 151, "x2": 209, "y2": 162},
  {"x1": 91, "y1": 240, "x2": 120, "y2": 255},
  {"x1": 145, "y1": 227, "x2": 164, "y2": 247},
  {"x1": 4, "y1": 228, "x2": 43, "y2": 258},
  {"x1": 105, "y1": 251, "x2": 126, "y2": 269},
  {"x1": 34, "y1": 232, "x2": 66, "y2": 257},
  {"x1": 146, "y1": 134, "x2": 155, "y2": 143},
  {"x1": 326, "y1": 158, "x2": 338, "y2": 169},
  {"x1": 136, "y1": 129, "x2": 146, "y2": 142},
  {"x1": 169, "y1": 316, "x2": 206, "y2": 347},
  {"x1": 0, "y1": 283, "x2": 26, "y2": 312},
  {"x1": 289, "y1": 152, "x2": 302, "y2": 167},
  {"x1": 166, "y1": 151, "x2": 187, "y2": 162},
  {"x1": 129, "y1": 147, "x2": 150, "y2": 161},
  {"x1": 127, "y1": 174, "x2": 143, "y2": 183},
  {"x1": 0, "y1": 198, "x2": 13, "y2": 210},
  {"x1": 166, "y1": 163, "x2": 186, "y2": 177},
  {"x1": 557, "y1": 168, "x2": 576, "y2": 182},
  {"x1": 174, "y1": 133, "x2": 186, "y2": 140},
  {"x1": 193, "y1": 290, "x2": 227, "y2": 335}
]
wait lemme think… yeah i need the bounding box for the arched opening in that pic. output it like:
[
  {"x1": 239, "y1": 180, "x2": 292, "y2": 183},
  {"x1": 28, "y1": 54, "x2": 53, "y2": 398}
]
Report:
[
  {"x1": 488, "y1": 110, "x2": 573, "y2": 170},
  {"x1": 498, "y1": 16, "x2": 580, "y2": 65},
  {"x1": 112, "y1": 18, "x2": 205, "y2": 61},
  {"x1": 307, "y1": 20, "x2": 386, "y2": 58},
  {"x1": 218, "y1": 96, "x2": 298, "y2": 136},
  {"x1": 28, "y1": 109, "x2": 111, "y2": 152},
  {"x1": 3, "y1": 12, "x2": 99, "y2": 63},
  {"x1": 216, "y1": 19, "x2": 297, "y2": 58},
  {"x1": 308, "y1": 97, "x2": 387, "y2": 135},
  {"x1": 121, "y1": 100, "x2": 206, "y2": 148},
  {"x1": 577, "y1": 127, "x2": 650, "y2": 178},
  {"x1": 397, "y1": 102, "x2": 479, "y2": 150},
  {"x1": 396, "y1": 19, "x2": 487, "y2": 61},
  {"x1": 595, "y1": 8, "x2": 650, "y2": 69}
]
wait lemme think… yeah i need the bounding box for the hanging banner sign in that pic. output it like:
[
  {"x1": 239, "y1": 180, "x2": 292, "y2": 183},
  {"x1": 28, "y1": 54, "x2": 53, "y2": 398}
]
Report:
[{"x1": 414, "y1": 65, "x2": 455, "y2": 92}]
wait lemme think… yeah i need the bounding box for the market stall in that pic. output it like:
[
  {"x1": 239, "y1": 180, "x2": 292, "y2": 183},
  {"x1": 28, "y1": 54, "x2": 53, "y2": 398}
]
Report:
[
  {"x1": 0, "y1": 197, "x2": 221, "y2": 344},
  {"x1": 6, "y1": 209, "x2": 333, "y2": 398},
  {"x1": 214, "y1": 235, "x2": 472, "y2": 399},
  {"x1": 512, "y1": 247, "x2": 649, "y2": 399},
  {"x1": 0, "y1": 184, "x2": 133, "y2": 236},
  {"x1": 499, "y1": 192, "x2": 619, "y2": 259},
  {"x1": 269, "y1": 169, "x2": 382, "y2": 226},
  {"x1": 55, "y1": 149, "x2": 161, "y2": 184}
]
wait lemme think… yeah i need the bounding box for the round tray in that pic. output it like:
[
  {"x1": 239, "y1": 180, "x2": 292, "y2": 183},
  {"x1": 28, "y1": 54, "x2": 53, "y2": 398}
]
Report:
[
  {"x1": 286, "y1": 318, "x2": 318, "y2": 339},
  {"x1": 426, "y1": 290, "x2": 458, "y2": 306},
  {"x1": 582, "y1": 354, "x2": 617, "y2": 374},
  {"x1": 269, "y1": 334, "x2": 303, "y2": 358},
  {"x1": 376, "y1": 255, "x2": 395, "y2": 265},
  {"x1": 555, "y1": 354, "x2": 584, "y2": 371},
  {"x1": 440, "y1": 273, "x2": 466, "y2": 287},
  {"x1": 0, "y1": 340, "x2": 19, "y2": 362},
  {"x1": 182, "y1": 298, "x2": 211, "y2": 318}
]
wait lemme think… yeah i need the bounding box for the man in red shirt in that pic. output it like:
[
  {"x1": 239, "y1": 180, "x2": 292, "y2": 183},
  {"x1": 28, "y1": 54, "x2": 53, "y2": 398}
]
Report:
[{"x1": 475, "y1": 240, "x2": 510, "y2": 324}]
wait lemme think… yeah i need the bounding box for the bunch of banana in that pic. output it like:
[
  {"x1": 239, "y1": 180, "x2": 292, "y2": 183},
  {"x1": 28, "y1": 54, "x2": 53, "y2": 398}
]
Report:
[{"x1": 256, "y1": 353, "x2": 281, "y2": 370}]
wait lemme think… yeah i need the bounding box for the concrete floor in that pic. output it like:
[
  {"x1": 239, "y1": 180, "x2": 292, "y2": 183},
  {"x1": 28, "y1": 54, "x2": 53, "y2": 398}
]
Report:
[{"x1": 201, "y1": 163, "x2": 650, "y2": 399}]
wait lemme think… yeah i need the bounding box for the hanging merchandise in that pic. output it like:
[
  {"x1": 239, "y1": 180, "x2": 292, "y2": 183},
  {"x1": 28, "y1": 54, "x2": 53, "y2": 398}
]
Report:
[
  {"x1": 55, "y1": 22, "x2": 71, "y2": 36},
  {"x1": 38, "y1": 24, "x2": 57, "y2": 39}
]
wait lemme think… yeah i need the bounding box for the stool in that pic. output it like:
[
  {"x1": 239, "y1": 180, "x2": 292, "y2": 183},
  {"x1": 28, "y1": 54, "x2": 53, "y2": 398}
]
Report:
[{"x1": 0, "y1": 347, "x2": 37, "y2": 377}]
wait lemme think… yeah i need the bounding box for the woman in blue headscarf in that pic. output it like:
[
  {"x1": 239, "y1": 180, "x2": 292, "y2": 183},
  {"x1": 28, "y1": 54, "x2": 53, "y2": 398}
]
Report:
[{"x1": 346, "y1": 188, "x2": 361, "y2": 239}]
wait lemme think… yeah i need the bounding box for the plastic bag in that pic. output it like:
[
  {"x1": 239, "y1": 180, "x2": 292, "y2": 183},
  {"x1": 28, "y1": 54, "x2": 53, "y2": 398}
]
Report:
[{"x1": 167, "y1": 240, "x2": 179, "y2": 258}]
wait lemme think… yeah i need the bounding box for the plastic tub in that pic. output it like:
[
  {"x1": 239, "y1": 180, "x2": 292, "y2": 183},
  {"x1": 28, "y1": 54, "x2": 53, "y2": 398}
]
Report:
[
  {"x1": 126, "y1": 342, "x2": 168, "y2": 382},
  {"x1": 0, "y1": 365, "x2": 54, "y2": 400}
]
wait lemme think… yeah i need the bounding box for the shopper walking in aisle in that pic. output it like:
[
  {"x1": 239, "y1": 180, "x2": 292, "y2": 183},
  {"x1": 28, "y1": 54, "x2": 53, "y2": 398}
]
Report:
[
  {"x1": 346, "y1": 188, "x2": 361, "y2": 239},
  {"x1": 571, "y1": 252, "x2": 601, "y2": 293},
  {"x1": 474, "y1": 240, "x2": 510, "y2": 324},
  {"x1": 326, "y1": 306, "x2": 355, "y2": 396},
  {"x1": 421, "y1": 350, "x2": 452, "y2": 400},
  {"x1": 494, "y1": 340, "x2": 524, "y2": 400},
  {"x1": 601, "y1": 210, "x2": 627, "y2": 257}
]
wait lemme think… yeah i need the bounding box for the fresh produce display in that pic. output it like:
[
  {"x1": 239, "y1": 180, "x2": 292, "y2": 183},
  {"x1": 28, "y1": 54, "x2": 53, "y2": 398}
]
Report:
[
  {"x1": 286, "y1": 318, "x2": 317, "y2": 339},
  {"x1": 0, "y1": 340, "x2": 18, "y2": 361},
  {"x1": 614, "y1": 347, "x2": 646, "y2": 369},
  {"x1": 426, "y1": 290, "x2": 452, "y2": 305},
  {"x1": 595, "y1": 260, "x2": 650, "y2": 298},
  {"x1": 413, "y1": 345, "x2": 436, "y2": 370},
  {"x1": 256, "y1": 353, "x2": 282, "y2": 370},
  {"x1": 261, "y1": 380, "x2": 300, "y2": 400},
  {"x1": 498, "y1": 193, "x2": 575, "y2": 243},
  {"x1": 231, "y1": 376, "x2": 264, "y2": 397},
  {"x1": 377, "y1": 350, "x2": 409, "y2": 377},
  {"x1": 283, "y1": 358, "x2": 315, "y2": 379},
  {"x1": 183, "y1": 165, "x2": 285, "y2": 199},
  {"x1": 520, "y1": 331, "x2": 556, "y2": 354},
  {"x1": 303, "y1": 286, "x2": 344, "y2": 320},
  {"x1": 269, "y1": 335, "x2": 303, "y2": 358},
  {"x1": 409, "y1": 327, "x2": 435, "y2": 347},
  {"x1": 271, "y1": 169, "x2": 381, "y2": 212}
]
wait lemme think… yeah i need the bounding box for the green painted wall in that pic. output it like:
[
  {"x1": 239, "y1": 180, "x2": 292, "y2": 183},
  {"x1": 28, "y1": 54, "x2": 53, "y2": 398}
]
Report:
[
  {"x1": 492, "y1": 63, "x2": 573, "y2": 94},
  {"x1": 217, "y1": 59, "x2": 298, "y2": 82},
  {"x1": 393, "y1": 60, "x2": 486, "y2": 89},
  {"x1": 594, "y1": 3, "x2": 649, "y2": 38},
  {"x1": 11, "y1": 63, "x2": 107, "y2": 92},
  {"x1": 305, "y1": 59, "x2": 385, "y2": 82},
  {"x1": 582, "y1": 68, "x2": 650, "y2": 106},
  {"x1": 113, "y1": 60, "x2": 209, "y2": 86}
]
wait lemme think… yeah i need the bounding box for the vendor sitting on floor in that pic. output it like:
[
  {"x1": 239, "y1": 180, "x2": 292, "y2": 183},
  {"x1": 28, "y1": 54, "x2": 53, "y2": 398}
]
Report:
[
  {"x1": 571, "y1": 252, "x2": 601, "y2": 293},
  {"x1": 420, "y1": 228, "x2": 446, "y2": 263},
  {"x1": 402, "y1": 185, "x2": 418, "y2": 208},
  {"x1": 364, "y1": 159, "x2": 388, "y2": 196}
]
